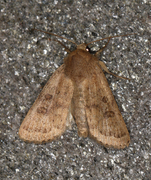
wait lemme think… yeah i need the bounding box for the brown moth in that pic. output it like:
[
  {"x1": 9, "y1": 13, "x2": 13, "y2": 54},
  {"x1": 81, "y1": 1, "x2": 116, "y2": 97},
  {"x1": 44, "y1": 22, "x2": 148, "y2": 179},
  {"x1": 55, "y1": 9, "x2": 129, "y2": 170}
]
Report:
[{"x1": 19, "y1": 30, "x2": 134, "y2": 149}]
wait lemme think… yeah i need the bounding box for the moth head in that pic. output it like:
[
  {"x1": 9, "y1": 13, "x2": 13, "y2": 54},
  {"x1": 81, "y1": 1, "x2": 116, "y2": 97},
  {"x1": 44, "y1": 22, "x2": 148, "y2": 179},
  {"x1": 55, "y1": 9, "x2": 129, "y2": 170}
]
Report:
[{"x1": 76, "y1": 43, "x2": 87, "y2": 51}]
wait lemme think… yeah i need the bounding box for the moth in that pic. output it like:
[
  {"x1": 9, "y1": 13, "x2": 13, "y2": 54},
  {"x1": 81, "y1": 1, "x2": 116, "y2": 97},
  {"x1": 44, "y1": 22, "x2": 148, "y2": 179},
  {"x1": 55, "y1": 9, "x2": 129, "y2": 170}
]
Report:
[{"x1": 19, "y1": 30, "x2": 134, "y2": 149}]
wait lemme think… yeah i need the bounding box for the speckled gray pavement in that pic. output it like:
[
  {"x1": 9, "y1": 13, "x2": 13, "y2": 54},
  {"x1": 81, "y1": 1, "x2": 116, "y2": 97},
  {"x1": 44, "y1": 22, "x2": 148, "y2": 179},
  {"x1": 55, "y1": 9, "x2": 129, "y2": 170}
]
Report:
[{"x1": 0, "y1": 0, "x2": 150, "y2": 179}]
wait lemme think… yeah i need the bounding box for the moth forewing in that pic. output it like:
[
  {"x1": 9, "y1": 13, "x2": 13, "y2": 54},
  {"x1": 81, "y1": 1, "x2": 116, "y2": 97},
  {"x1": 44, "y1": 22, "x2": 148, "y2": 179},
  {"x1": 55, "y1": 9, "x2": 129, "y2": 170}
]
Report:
[
  {"x1": 19, "y1": 32, "x2": 132, "y2": 149},
  {"x1": 19, "y1": 64, "x2": 74, "y2": 143},
  {"x1": 85, "y1": 61, "x2": 130, "y2": 149}
]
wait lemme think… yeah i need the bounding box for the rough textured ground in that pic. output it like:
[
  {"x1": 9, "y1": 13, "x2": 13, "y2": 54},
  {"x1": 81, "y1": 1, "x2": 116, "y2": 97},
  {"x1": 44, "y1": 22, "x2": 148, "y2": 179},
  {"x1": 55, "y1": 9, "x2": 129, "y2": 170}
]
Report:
[{"x1": 0, "y1": 0, "x2": 150, "y2": 179}]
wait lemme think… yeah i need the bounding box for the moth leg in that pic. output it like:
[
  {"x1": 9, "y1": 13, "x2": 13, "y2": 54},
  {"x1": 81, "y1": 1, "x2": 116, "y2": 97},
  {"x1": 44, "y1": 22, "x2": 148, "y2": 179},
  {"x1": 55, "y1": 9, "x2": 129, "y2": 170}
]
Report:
[
  {"x1": 95, "y1": 38, "x2": 130, "y2": 80},
  {"x1": 99, "y1": 61, "x2": 131, "y2": 80},
  {"x1": 95, "y1": 38, "x2": 111, "y2": 57}
]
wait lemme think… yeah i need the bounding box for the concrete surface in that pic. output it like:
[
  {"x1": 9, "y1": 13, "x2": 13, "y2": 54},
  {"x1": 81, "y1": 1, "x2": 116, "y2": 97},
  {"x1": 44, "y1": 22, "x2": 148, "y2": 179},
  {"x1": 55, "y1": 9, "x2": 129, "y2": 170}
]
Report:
[{"x1": 0, "y1": 0, "x2": 150, "y2": 179}]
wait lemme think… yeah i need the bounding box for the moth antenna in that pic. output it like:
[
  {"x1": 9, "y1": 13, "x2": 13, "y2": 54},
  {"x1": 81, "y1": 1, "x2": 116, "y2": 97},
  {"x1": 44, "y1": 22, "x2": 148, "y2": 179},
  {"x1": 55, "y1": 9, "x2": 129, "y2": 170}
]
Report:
[
  {"x1": 34, "y1": 28, "x2": 78, "y2": 46},
  {"x1": 86, "y1": 33, "x2": 136, "y2": 46},
  {"x1": 48, "y1": 38, "x2": 71, "y2": 53}
]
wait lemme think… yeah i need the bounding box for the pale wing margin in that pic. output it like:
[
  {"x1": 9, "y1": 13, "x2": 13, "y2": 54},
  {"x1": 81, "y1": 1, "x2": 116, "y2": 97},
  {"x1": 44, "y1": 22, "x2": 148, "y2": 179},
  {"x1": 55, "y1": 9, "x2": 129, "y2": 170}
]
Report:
[
  {"x1": 19, "y1": 64, "x2": 74, "y2": 143},
  {"x1": 85, "y1": 61, "x2": 130, "y2": 149}
]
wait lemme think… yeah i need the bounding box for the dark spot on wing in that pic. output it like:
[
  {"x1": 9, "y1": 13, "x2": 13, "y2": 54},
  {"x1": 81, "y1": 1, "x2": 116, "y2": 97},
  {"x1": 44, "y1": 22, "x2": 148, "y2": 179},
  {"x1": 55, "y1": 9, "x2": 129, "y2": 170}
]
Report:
[
  {"x1": 114, "y1": 131, "x2": 126, "y2": 138},
  {"x1": 103, "y1": 111, "x2": 115, "y2": 118},
  {"x1": 45, "y1": 94, "x2": 53, "y2": 100},
  {"x1": 23, "y1": 125, "x2": 29, "y2": 131},
  {"x1": 37, "y1": 107, "x2": 47, "y2": 114},
  {"x1": 115, "y1": 134, "x2": 121, "y2": 138},
  {"x1": 102, "y1": 96, "x2": 108, "y2": 103},
  {"x1": 56, "y1": 90, "x2": 60, "y2": 95},
  {"x1": 42, "y1": 128, "x2": 47, "y2": 133}
]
